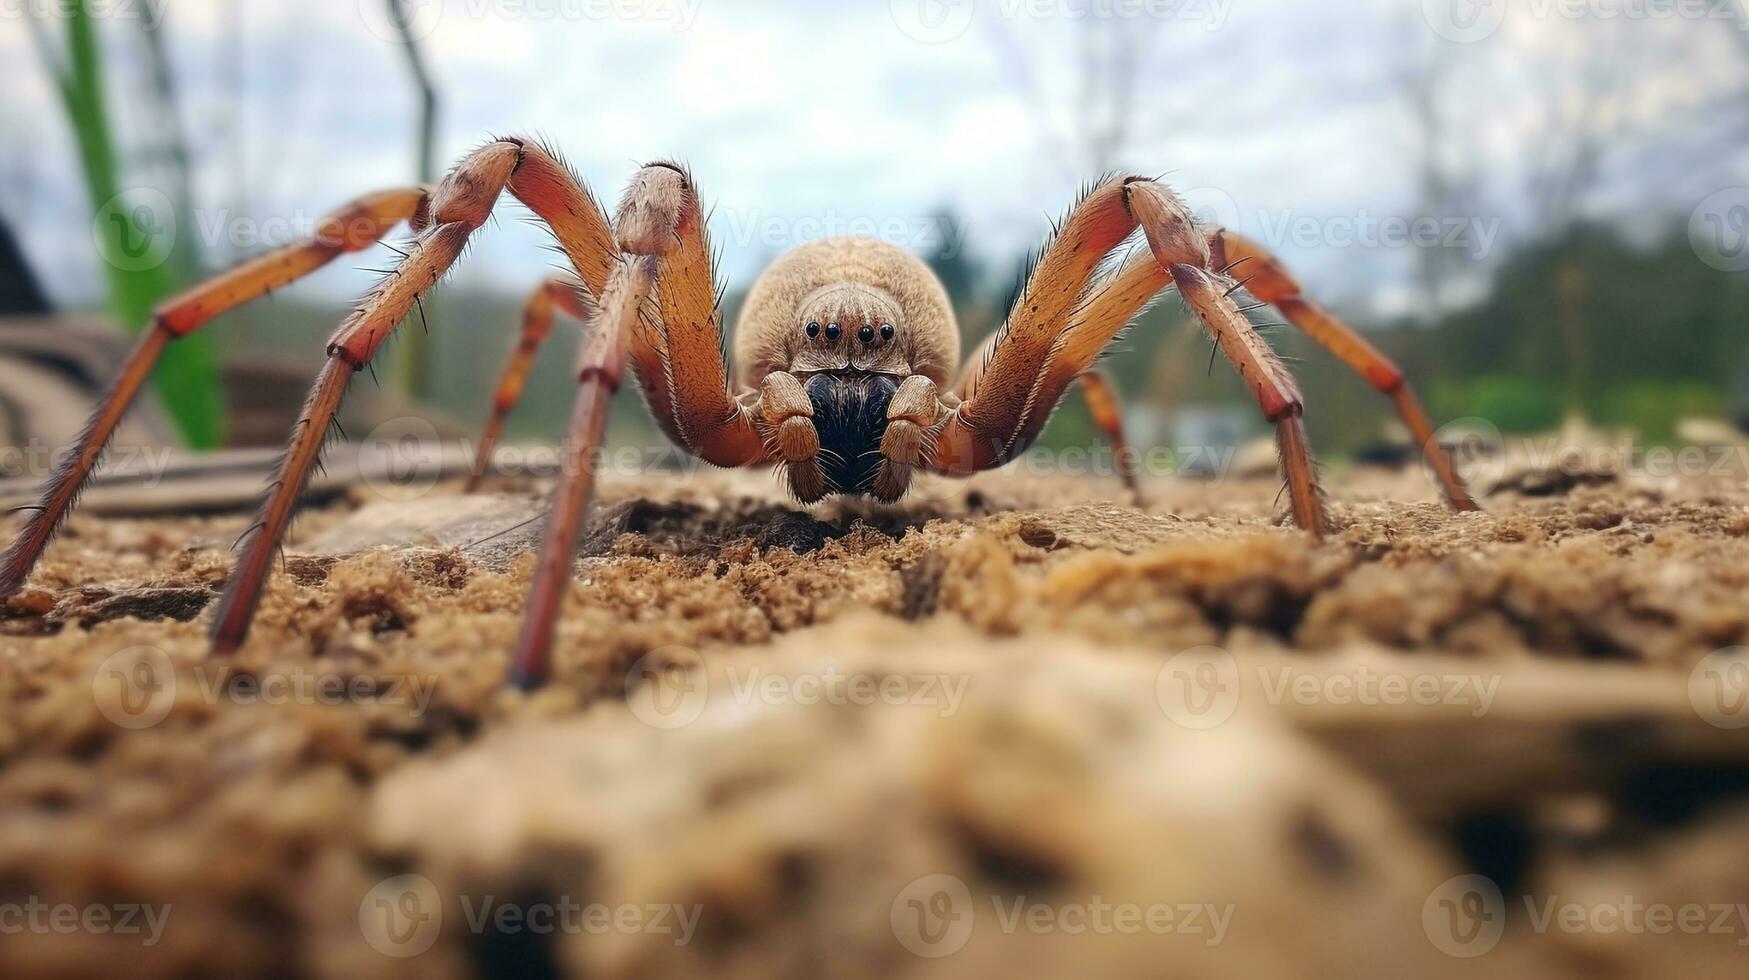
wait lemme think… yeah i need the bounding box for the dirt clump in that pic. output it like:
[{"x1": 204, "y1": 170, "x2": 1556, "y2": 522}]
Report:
[{"x1": 1, "y1": 465, "x2": 1747, "y2": 977}]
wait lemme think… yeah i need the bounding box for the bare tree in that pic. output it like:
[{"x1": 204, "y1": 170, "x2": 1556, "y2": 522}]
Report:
[
  {"x1": 987, "y1": 16, "x2": 1162, "y2": 181},
  {"x1": 1388, "y1": 14, "x2": 1485, "y2": 323}
]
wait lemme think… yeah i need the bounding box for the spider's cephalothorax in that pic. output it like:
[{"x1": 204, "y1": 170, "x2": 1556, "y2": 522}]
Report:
[
  {"x1": 733, "y1": 238, "x2": 959, "y2": 502},
  {"x1": 0, "y1": 140, "x2": 1482, "y2": 692}
]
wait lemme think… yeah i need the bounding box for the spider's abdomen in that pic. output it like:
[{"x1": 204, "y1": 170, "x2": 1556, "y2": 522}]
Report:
[{"x1": 804, "y1": 371, "x2": 898, "y2": 496}]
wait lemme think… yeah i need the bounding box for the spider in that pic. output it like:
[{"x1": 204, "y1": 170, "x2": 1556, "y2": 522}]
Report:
[{"x1": 0, "y1": 139, "x2": 1477, "y2": 690}]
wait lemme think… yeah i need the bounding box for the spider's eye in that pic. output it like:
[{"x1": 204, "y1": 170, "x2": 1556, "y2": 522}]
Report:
[
  {"x1": 858, "y1": 324, "x2": 875, "y2": 344},
  {"x1": 825, "y1": 322, "x2": 842, "y2": 341},
  {"x1": 880, "y1": 323, "x2": 895, "y2": 341},
  {"x1": 806, "y1": 321, "x2": 820, "y2": 338}
]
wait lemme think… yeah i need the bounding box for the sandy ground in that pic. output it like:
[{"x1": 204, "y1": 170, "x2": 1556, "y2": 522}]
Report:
[{"x1": 2, "y1": 455, "x2": 1749, "y2": 978}]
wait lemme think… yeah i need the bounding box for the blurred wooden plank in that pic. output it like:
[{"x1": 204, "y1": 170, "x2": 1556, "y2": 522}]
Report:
[{"x1": 0, "y1": 441, "x2": 505, "y2": 516}]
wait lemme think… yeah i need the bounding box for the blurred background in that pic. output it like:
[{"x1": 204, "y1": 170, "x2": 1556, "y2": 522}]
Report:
[{"x1": 2, "y1": 0, "x2": 1747, "y2": 482}]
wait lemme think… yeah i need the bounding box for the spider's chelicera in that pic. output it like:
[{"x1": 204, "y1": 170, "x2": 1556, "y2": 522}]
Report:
[{"x1": 0, "y1": 138, "x2": 1479, "y2": 692}]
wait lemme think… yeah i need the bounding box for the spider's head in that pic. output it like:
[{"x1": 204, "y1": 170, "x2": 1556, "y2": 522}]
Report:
[{"x1": 789, "y1": 282, "x2": 911, "y2": 377}]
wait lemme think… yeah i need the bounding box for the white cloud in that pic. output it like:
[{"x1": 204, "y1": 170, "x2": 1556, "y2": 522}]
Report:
[{"x1": 1, "y1": 0, "x2": 1742, "y2": 317}]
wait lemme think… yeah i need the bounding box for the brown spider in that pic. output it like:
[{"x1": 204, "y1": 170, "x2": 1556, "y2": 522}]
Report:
[{"x1": 0, "y1": 139, "x2": 1477, "y2": 689}]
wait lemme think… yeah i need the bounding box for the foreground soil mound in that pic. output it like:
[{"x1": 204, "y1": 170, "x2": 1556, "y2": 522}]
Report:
[{"x1": 2, "y1": 462, "x2": 1747, "y2": 977}]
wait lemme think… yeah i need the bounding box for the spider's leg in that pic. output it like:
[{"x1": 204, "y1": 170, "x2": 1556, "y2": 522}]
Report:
[
  {"x1": 0, "y1": 188, "x2": 428, "y2": 600},
  {"x1": 936, "y1": 179, "x2": 1141, "y2": 474},
  {"x1": 1076, "y1": 370, "x2": 1142, "y2": 502},
  {"x1": 1210, "y1": 229, "x2": 1479, "y2": 511},
  {"x1": 509, "y1": 162, "x2": 764, "y2": 690},
  {"x1": 622, "y1": 163, "x2": 765, "y2": 468},
  {"x1": 467, "y1": 276, "x2": 592, "y2": 492},
  {"x1": 210, "y1": 138, "x2": 618, "y2": 654},
  {"x1": 509, "y1": 255, "x2": 651, "y2": 689},
  {"x1": 935, "y1": 176, "x2": 1327, "y2": 535},
  {"x1": 1127, "y1": 179, "x2": 1322, "y2": 534},
  {"x1": 1168, "y1": 259, "x2": 1324, "y2": 535}
]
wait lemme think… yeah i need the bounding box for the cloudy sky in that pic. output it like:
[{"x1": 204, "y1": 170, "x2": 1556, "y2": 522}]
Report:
[{"x1": 3, "y1": 0, "x2": 1746, "y2": 318}]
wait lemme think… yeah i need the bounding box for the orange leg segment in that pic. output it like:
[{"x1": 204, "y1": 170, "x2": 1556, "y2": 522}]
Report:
[
  {"x1": 508, "y1": 256, "x2": 650, "y2": 690},
  {"x1": 622, "y1": 163, "x2": 765, "y2": 468},
  {"x1": 1076, "y1": 371, "x2": 1142, "y2": 501},
  {"x1": 937, "y1": 176, "x2": 1326, "y2": 536},
  {"x1": 0, "y1": 187, "x2": 428, "y2": 599},
  {"x1": 467, "y1": 277, "x2": 593, "y2": 492},
  {"x1": 1211, "y1": 230, "x2": 1478, "y2": 512},
  {"x1": 210, "y1": 138, "x2": 619, "y2": 656},
  {"x1": 509, "y1": 161, "x2": 761, "y2": 689}
]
